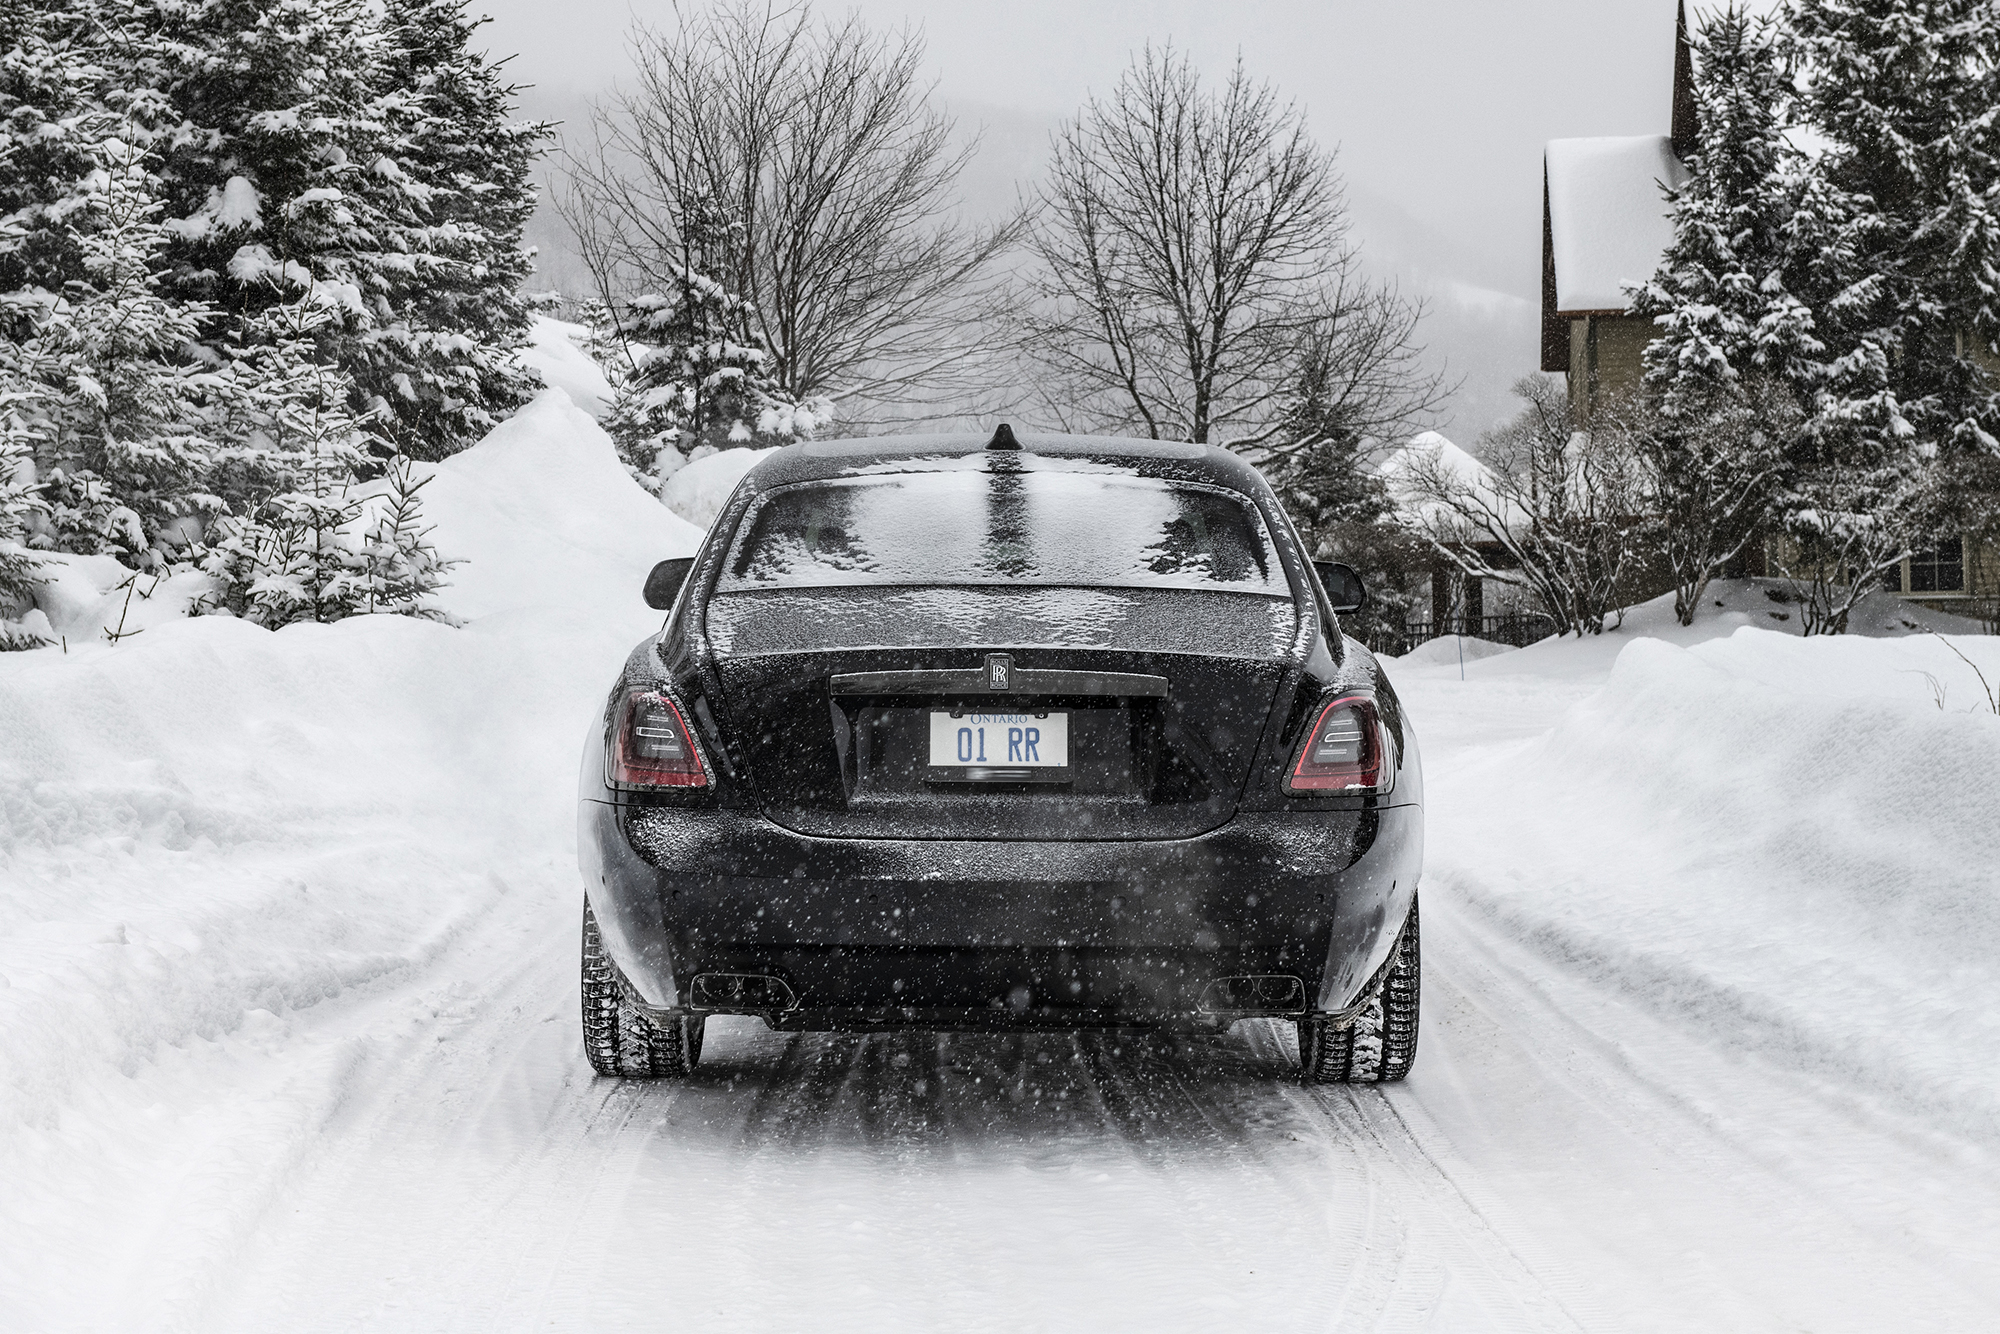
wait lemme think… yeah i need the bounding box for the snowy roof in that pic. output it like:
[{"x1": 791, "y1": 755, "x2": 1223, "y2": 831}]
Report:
[
  {"x1": 1545, "y1": 135, "x2": 1687, "y2": 314},
  {"x1": 1380, "y1": 431, "x2": 1526, "y2": 535}
]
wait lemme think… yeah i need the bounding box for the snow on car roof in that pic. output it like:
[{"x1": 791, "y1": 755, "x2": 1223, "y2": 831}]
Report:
[
  {"x1": 1546, "y1": 134, "x2": 1688, "y2": 314},
  {"x1": 749, "y1": 431, "x2": 1260, "y2": 495}
]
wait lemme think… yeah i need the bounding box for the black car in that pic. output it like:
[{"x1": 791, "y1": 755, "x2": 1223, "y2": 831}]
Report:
[{"x1": 576, "y1": 427, "x2": 1423, "y2": 1084}]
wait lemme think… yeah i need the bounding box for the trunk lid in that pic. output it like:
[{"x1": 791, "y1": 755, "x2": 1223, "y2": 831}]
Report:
[{"x1": 705, "y1": 586, "x2": 1299, "y2": 840}]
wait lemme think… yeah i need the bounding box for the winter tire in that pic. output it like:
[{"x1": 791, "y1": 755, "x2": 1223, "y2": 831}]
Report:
[
  {"x1": 1298, "y1": 894, "x2": 1420, "y2": 1084},
  {"x1": 581, "y1": 900, "x2": 703, "y2": 1078}
]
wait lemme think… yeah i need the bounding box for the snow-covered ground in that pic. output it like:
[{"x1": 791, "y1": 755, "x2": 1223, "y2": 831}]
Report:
[{"x1": 4, "y1": 395, "x2": 1999, "y2": 1331}]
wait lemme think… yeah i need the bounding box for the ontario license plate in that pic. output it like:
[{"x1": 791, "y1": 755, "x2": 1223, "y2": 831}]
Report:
[{"x1": 928, "y1": 711, "x2": 1070, "y2": 781}]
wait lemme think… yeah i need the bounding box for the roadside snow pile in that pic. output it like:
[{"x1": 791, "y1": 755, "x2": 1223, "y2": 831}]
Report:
[
  {"x1": 0, "y1": 387, "x2": 691, "y2": 1151},
  {"x1": 1425, "y1": 628, "x2": 2000, "y2": 1142},
  {"x1": 516, "y1": 316, "x2": 617, "y2": 418},
  {"x1": 1676, "y1": 576, "x2": 1988, "y2": 638},
  {"x1": 418, "y1": 389, "x2": 703, "y2": 618},
  {"x1": 660, "y1": 444, "x2": 776, "y2": 528},
  {"x1": 1392, "y1": 634, "x2": 1519, "y2": 666}
]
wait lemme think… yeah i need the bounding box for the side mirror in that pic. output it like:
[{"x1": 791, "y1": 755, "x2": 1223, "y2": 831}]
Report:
[
  {"x1": 643, "y1": 557, "x2": 696, "y2": 611},
  {"x1": 1312, "y1": 560, "x2": 1368, "y2": 616}
]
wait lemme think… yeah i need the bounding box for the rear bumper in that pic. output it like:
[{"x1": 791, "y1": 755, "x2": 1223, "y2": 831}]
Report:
[{"x1": 579, "y1": 800, "x2": 1422, "y2": 1030}]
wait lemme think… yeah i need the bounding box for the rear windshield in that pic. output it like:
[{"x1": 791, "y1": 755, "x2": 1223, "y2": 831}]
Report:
[{"x1": 721, "y1": 472, "x2": 1284, "y2": 594}]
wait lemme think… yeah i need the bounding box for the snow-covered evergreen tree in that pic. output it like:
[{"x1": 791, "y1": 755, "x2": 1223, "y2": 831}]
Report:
[
  {"x1": 200, "y1": 292, "x2": 454, "y2": 626},
  {"x1": 356, "y1": 453, "x2": 455, "y2": 619},
  {"x1": 26, "y1": 136, "x2": 223, "y2": 561},
  {"x1": 601, "y1": 234, "x2": 829, "y2": 491},
  {"x1": 117, "y1": 0, "x2": 377, "y2": 322},
  {"x1": 0, "y1": 376, "x2": 48, "y2": 648},
  {"x1": 1777, "y1": 0, "x2": 2000, "y2": 629},
  {"x1": 1638, "y1": 8, "x2": 1819, "y2": 407},
  {"x1": 1631, "y1": 7, "x2": 1814, "y2": 624},
  {"x1": 0, "y1": 0, "x2": 111, "y2": 298},
  {"x1": 350, "y1": 0, "x2": 549, "y2": 459},
  {"x1": 199, "y1": 297, "x2": 370, "y2": 626}
]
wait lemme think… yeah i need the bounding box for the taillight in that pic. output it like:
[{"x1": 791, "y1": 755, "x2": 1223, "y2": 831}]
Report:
[
  {"x1": 1286, "y1": 694, "x2": 1392, "y2": 794},
  {"x1": 608, "y1": 689, "x2": 708, "y2": 789}
]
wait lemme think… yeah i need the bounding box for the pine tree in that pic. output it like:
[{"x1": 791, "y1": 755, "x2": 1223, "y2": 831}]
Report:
[
  {"x1": 601, "y1": 233, "x2": 829, "y2": 491},
  {"x1": 356, "y1": 453, "x2": 456, "y2": 619},
  {"x1": 199, "y1": 296, "x2": 372, "y2": 626},
  {"x1": 0, "y1": 0, "x2": 112, "y2": 299},
  {"x1": 0, "y1": 375, "x2": 48, "y2": 648},
  {"x1": 199, "y1": 293, "x2": 456, "y2": 627},
  {"x1": 109, "y1": 0, "x2": 388, "y2": 431},
  {"x1": 1780, "y1": 0, "x2": 2000, "y2": 629},
  {"x1": 1631, "y1": 6, "x2": 1814, "y2": 624},
  {"x1": 349, "y1": 0, "x2": 550, "y2": 459},
  {"x1": 27, "y1": 137, "x2": 229, "y2": 560},
  {"x1": 1256, "y1": 312, "x2": 1433, "y2": 650}
]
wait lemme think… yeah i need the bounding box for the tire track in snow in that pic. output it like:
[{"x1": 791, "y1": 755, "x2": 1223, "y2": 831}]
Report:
[{"x1": 28, "y1": 857, "x2": 2000, "y2": 1332}]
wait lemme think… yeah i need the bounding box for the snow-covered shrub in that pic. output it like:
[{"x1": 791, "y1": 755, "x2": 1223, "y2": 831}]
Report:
[{"x1": 1399, "y1": 377, "x2": 1650, "y2": 637}]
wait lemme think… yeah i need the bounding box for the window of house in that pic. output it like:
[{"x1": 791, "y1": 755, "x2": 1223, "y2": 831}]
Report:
[{"x1": 1909, "y1": 537, "x2": 1965, "y2": 593}]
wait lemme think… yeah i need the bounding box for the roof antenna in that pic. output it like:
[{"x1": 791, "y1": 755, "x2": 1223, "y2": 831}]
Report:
[{"x1": 986, "y1": 423, "x2": 1020, "y2": 451}]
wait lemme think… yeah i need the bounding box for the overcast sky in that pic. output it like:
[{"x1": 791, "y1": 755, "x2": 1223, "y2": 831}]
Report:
[{"x1": 473, "y1": 0, "x2": 1744, "y2": 439}]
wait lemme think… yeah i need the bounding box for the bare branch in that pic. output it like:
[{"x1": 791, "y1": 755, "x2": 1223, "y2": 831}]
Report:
[{"x1": 556, "y1": 1, "x2": 1020, "y2": 428}]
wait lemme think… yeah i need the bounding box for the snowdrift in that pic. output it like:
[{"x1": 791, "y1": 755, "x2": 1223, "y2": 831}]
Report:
[
  {"x1": 515, "y1": 316, "x2": 616, "y2": 419},
  {"x1": 1423, "y1": 627, "x2": 2000, "y2": 1141},
  {"x1": 1391, "y1": 634, "x2": 1517, "y2": 666},
  {"x1": 660, "y1": 444, "x2": 776, "y2": 528},
  {"x1": 0, "y1": 389, "x2": 694, "y2": 1157}
]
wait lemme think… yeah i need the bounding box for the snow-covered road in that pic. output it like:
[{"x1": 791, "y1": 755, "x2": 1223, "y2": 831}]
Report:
[
  {"x1": 10, "y1": 649, "x2": 1999, "y2": 1332},
  {"x1": 7, "y1": 399, "x2": 2000, "y2": 1331}
]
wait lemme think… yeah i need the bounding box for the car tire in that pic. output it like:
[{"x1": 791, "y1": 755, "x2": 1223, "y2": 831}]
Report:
[
  {"x1": 1298, "y1": 894, "x2": 1420, "y2": 1084},
  {"x1": 581, "y1": 900, "x2": 704, "y2": 1078}
]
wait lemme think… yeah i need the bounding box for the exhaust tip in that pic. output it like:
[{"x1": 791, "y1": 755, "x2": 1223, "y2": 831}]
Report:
[
  {"x1": 689, "y1": 972, "x2": 798, "y2": 1012},
  {"x1": 1198, "y1": 975, "x2": 1306, "y2": 1015}
]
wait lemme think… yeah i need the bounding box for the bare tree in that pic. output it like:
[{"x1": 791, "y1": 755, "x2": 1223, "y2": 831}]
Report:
[
  {"x1": 1617, "y1": 378, "x2": 1792, "y2": 626},
  {"x1": 558, "y1": 1, "x2": 1015, "y2": 426},
  {"x1": 1019, "y1": 46, "x2": 1445, "y2": 450},
  {"x1": 1397, "y1": 376, "x2": 1649, "y2": 637}
]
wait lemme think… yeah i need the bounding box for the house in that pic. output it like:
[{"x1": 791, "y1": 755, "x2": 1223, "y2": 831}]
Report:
[
  {"x1": 1378, "y1": 432, "x2": 1553, "y2": 646},
  {"x1": 1540, "y1": 4, "x2": 1696, "y2": 423}
]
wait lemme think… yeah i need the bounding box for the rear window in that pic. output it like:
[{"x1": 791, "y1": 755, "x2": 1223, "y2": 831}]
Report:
[{"x1": 721, "y1": 472, "x2": 1284, "y2": 594}]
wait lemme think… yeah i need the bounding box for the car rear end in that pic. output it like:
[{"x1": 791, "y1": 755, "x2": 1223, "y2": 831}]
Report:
[{"x1": 578, "y1": 435, "x2": 1422, "y2": 1034}]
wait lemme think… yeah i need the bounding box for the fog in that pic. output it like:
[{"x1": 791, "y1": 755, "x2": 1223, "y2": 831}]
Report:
[{"x1": 477, "y1": 1, "x2": 1748, "y2": 441}]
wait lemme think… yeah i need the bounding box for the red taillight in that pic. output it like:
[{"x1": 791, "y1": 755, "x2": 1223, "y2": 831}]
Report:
[
  {"x1": 608, "y1": 690, "x2": 708, "y2": 789},
  {"x1": 1286, "y1": 695, "x2": 1391, "y2": 794}
]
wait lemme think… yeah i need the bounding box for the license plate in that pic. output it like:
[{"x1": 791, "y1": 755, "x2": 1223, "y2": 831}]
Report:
[{"x1": 928, "y1": 711, "x2": 1069, "y2": 781}]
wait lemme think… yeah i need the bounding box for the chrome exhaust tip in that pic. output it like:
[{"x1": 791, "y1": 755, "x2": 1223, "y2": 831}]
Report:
[
  {"x1": 689, "y1": 972, "x2": 799, "y2": 1012},
  {"x1": 1198, "y1": 975, "x2": 1307, "y2": 1015}
]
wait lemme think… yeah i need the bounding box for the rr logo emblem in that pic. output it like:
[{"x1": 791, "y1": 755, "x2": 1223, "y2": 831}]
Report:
[{"x1": 986, "y1": 653, "x2": 1012, "y2": 691}]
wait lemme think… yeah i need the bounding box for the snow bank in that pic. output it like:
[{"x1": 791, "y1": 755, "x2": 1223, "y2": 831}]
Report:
[
  {"x1": 1427, "y1": 628, "x2": 2000, "y2": 1141},
  {"x1": 418, "y1": 388, "x2": 702, "y2": 619},
  {"x1": 1391, "y1": 634, "x2": 1518, "y2": 667},
  {"x1": 659, "y1": 444, "x2": 776, "y2": 528},
  {"x1": 515, "y1": 316, "x2": 616, "y2": 419},
  {"x1": 0, "y1": 387, "x2": 693, "y2": 1158}
]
